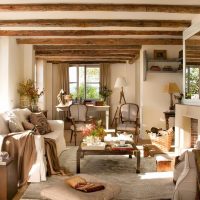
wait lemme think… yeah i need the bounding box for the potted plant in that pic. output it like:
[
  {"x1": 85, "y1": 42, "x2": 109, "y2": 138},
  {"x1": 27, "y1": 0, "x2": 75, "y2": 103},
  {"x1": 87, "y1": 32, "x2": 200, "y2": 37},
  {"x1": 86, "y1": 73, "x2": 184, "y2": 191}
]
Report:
[
  {"x1": 99, "y1": 86, "x2": 112, "y2": 104},
  {"x1": 18, "y1": 79, "x2": 44, "y2": 111}
]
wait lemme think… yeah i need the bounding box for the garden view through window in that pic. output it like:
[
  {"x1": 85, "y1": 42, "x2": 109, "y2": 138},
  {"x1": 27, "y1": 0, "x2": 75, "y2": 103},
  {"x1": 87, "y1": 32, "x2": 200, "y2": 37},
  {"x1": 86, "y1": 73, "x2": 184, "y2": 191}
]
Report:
[
  {"x1": 69, "y1": 65, "x2": 100, "y2": 99},
  {"x1": 185, "y1": 66, "x2": 200, "y2": 99}
]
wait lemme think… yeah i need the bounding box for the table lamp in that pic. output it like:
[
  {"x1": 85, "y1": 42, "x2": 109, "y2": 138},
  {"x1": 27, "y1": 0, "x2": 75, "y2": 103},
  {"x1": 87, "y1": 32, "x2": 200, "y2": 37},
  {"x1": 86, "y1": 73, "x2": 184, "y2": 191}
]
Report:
[{"x1": 164, "y1": 82, "x2": 180, "y2": 110}]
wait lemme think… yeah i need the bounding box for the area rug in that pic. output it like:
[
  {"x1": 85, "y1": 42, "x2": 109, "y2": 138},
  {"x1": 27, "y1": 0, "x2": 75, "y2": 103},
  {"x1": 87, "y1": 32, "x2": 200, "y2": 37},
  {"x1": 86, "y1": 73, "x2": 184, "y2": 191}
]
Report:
[{"x1": 21, "y1": 146, "x2": 174, "y2": 200}]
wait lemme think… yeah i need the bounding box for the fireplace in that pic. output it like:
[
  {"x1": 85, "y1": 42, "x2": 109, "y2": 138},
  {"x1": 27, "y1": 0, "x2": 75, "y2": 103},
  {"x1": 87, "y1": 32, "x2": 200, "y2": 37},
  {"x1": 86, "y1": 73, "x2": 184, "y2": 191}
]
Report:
[
  {"x1": 191, "y1": 118, "x2": 198, "y2": 148},
  {"x1": 175, "y1": 104, "x2": 200, "y2": 154}
]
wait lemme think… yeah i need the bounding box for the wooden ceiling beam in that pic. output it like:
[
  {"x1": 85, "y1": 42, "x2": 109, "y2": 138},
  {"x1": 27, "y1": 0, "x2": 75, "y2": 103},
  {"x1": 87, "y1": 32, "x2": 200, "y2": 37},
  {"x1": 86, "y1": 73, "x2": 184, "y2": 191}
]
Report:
[
  {"x1": 0, "y1": 4, "x2": 200, "y2": 14},
  {"x1": 48, "y1": 61, "x2": 126, "y2": 64},
  {"x1": 0, "y1": 19, "x2": 190, "y2": 28},
  {"x1": 35, "y1": 50, "x2": 140, "y2": 56},
  {"x1": 18, "y1": 38, "x2": 182, "y2": 45},
  {"x1": 35, "y1": 55, "x2": 135, "y2": 60},
  {"x1": 34, "y1": 45, "x2": 142, "y2": 50},
  {"x1": 0, "y1": 30, "x2": 182, "y2": 36},
  {"x1": 42, "y1": 58, "x2": 132, "y2": 62}
]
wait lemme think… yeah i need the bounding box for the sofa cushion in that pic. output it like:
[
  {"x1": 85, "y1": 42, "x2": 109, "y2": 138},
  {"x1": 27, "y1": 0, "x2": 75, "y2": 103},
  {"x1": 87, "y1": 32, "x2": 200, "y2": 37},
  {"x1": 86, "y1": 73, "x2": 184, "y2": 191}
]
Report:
[
  {"x1": 0, "y1": 114, "x2": 9, "y2": 134},
  {"x1": 11, "y1": 108, "x2": 32, "y2": 123},
  {"x1": 22, "y1": 121, "x2": 40, "y2": 135},
  {"x1": 30, "y1": 112, "x2": 51, "y2": 135},
  {"x1": 41, "y1": 174, "x2": 121, "y2": 200},
  {"x1": 8, "y1": 116, "x2": 25, "y2": 133}
]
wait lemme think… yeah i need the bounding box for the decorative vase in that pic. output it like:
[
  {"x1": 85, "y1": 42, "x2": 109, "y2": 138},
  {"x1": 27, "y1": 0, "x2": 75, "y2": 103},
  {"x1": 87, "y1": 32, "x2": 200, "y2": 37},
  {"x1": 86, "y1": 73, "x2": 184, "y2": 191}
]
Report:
[{"x1": 20, "y1": 95, "x2": 30, "y2": 108}]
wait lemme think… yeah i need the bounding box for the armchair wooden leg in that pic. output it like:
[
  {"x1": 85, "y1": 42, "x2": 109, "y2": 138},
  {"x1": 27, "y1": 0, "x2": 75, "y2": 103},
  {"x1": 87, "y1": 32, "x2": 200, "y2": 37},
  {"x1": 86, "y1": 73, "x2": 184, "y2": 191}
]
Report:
[{"x1": 70, "y1": 130, "x2": 73, "y2": 143}]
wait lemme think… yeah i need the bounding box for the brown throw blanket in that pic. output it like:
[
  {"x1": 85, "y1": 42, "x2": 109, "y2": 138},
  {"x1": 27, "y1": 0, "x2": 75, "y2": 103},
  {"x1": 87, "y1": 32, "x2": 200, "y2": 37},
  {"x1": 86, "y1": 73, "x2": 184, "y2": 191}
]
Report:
[
  {"x1": 2, "y1": 130, "x2": 36, "y2": 187},
  {"x1": 44, "y1": 138, "x2": 64, "y2": 176}
]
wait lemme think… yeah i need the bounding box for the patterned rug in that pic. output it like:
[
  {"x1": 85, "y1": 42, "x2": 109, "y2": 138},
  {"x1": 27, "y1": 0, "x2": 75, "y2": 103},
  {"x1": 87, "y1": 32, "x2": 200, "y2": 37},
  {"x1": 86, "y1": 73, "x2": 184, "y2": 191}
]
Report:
[{"x1": 21, "y1": 146, "x2": 174, "y2": 200}]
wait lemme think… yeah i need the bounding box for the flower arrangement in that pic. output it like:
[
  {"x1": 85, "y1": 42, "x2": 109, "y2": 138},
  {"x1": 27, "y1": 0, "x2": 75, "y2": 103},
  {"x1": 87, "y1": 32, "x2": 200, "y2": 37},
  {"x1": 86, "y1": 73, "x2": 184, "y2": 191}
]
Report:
[
  {"x1": 18, "y1": 79, "x2": 44, "y2": 104},
  {"x1": 82, "y1": 120, "x2": 106, "y2": 139},
  {"x1": 99, "y1": 86, "x2": 112, "y2": 102}
]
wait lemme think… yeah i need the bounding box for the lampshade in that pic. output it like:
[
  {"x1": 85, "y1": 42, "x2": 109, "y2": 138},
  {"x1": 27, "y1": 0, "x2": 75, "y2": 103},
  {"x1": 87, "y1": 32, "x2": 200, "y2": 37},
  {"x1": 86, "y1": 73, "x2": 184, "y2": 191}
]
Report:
[
  {"x1": 164, "y1": 82, "x2": 180, "y2": 94},
  {"x1": 114, "y1": 77, "x2": 127, "y2": 88}
]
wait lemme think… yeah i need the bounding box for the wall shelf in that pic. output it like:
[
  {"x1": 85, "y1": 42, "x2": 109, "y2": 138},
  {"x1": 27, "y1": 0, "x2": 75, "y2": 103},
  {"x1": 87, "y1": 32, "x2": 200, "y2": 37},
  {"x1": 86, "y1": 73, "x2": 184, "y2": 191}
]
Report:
[{"x1": 143, "y1": 50, "x2": 183, "y2": 81}]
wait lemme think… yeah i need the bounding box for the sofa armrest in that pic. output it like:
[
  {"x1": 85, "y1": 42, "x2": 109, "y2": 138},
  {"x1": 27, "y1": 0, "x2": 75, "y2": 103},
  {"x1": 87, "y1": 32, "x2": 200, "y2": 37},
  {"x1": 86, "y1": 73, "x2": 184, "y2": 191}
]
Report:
[{"x1": 48, "y1": 120, "x2": 64, "y2": 131}]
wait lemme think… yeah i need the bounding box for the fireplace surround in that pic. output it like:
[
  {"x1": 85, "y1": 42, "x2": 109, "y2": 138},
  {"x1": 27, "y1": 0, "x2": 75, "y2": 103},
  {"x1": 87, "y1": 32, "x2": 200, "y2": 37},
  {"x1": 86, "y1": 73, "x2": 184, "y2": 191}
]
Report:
[{"x1": 175, "y1": 104, "x2": 200, "y2": 154}]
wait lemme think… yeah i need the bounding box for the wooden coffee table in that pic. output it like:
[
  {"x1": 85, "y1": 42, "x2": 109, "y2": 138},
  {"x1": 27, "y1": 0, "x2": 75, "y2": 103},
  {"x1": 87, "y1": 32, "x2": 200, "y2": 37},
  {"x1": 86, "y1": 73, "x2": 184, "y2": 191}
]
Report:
[{"x1": 76, "y1": 141, "x2": 140, "y2": 174}]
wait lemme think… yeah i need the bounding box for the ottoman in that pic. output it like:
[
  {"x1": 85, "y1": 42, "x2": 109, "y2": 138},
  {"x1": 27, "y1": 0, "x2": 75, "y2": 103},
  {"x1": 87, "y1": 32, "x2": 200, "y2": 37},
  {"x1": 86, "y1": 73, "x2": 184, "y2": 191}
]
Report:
[{"x1": 40, "y1": 174, "x2": 121, "y2": 200}]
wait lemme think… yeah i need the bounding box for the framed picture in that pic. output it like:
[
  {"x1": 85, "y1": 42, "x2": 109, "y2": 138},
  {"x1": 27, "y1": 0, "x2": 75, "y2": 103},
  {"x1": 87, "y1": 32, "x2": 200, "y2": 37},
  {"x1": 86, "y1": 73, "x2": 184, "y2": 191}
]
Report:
[{"x1": 154, "y1": 50, "x2": 167, "y2": 60}]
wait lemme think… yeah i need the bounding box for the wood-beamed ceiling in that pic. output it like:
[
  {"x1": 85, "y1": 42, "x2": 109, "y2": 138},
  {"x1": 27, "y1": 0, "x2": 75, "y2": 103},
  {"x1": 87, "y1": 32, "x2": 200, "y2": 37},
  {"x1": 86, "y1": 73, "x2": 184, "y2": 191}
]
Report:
[{"x1": 0, "y1": 2, "x2": 199, "y2": 64}]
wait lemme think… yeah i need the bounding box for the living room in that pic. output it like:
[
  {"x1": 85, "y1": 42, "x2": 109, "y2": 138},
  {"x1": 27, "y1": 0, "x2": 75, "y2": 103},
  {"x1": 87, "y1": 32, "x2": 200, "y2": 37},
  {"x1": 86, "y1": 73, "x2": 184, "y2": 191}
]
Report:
[{"x1": 0, "y1": 1, "x2": 200, "y2": 200}]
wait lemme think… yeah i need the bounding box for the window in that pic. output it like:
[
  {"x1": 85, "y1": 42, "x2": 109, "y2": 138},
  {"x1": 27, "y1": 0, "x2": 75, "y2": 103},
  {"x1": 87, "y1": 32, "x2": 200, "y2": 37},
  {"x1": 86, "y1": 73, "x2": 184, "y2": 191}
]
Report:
[
  {"x1": 185, "y1": 66, "x2": 200, "y2": 99},
  {"x1": 69, "y1": 65, "x2": 100, "y2": 99}
]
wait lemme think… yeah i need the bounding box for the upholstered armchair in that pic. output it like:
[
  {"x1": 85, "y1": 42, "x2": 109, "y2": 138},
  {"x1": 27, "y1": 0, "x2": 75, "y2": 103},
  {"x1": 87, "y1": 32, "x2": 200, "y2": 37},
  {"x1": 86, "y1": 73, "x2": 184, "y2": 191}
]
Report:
[
  {"x1": 69, "y1": 104, "x2": 92, "y2": 146},
  {"x1": 115, "y1": 103, "x2": 140, "y2": 144}
]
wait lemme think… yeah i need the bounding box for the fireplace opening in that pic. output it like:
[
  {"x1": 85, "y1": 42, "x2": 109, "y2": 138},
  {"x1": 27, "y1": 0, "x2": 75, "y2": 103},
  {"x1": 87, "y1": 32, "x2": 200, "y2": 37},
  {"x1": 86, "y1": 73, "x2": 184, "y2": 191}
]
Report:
[{"x1": 191, "y1": 118, "x2": 198, "y2": 148}]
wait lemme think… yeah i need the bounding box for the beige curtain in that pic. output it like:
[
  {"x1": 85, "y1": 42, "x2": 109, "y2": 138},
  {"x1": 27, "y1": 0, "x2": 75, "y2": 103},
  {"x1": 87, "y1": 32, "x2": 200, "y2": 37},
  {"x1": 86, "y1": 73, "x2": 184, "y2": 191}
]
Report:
[
  {"x1": 100, "y1": 63, "x2": 111, "y2": 105},
  {"x1": 52, "y1": 63, "x2": 69, "y2": 119},
  {"x1": 100, "y1": 63, "x2": 111, "y2": 126},
  {"x1": 100, "y1": 63, "x2": 111, "y2": 89}
]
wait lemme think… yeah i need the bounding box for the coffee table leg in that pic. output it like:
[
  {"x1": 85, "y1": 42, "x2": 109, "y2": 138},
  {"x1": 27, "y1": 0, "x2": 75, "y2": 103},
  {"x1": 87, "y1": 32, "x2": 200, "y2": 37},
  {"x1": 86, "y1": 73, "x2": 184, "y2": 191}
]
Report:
[
  {"x1": 129, "y1": 154, "x2": 132, "y2": 159},
  {"x1": 77, "y1": 149, "x2": 81, "y2": 173},
  {"x1": 136, "y1": 150, "x2": 140, "y2": 173}
]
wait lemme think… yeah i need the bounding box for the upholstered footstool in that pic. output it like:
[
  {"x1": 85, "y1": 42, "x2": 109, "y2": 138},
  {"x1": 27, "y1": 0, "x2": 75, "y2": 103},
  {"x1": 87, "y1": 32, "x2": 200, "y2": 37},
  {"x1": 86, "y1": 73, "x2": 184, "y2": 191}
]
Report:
[{"x1": 40, "y1": 174, "x2": 121, "y2": 200}]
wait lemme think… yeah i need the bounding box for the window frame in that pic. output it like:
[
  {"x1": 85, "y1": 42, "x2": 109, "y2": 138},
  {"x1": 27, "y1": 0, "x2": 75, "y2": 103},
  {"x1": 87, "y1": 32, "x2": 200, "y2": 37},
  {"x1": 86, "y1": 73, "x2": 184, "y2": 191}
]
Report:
[
  {"x1": 185, "y1": 65, "x2": 200, "y2": 99},
  {"x1": 68, "y1": 64, "x2": 100, "y2": 100}
]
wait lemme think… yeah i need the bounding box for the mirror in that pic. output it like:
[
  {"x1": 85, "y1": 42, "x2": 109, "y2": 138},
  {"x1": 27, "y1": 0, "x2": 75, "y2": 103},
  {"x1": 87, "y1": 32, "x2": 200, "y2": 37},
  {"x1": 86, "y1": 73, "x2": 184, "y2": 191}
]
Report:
[{"x1": 185, "y1": 32, "x2": 200, "y2": 100}]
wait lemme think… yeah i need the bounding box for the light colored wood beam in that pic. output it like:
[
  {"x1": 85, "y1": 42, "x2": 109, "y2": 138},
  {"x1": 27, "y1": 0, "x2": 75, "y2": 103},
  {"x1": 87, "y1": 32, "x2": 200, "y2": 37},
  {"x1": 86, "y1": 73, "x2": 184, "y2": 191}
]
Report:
[
  {"x1": 0, "y1": 19, "x2": 190, "y2": 28},
  {"x1": 0, "y1": 30, "x2": 182, "y2": 36},
  {"x1": 0, "y1": 4, "x2": 199, "y2": 14},
  {"x1": 18, "y1": 38, "x2": 182, "y2": 45}
]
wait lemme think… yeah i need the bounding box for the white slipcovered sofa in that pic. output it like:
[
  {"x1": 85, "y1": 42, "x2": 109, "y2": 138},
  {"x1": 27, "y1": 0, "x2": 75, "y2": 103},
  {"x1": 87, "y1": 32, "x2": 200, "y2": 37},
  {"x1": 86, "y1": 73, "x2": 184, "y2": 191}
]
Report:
[{"x1": 0, "y1": 108, "x2": 66, "y2": 183}]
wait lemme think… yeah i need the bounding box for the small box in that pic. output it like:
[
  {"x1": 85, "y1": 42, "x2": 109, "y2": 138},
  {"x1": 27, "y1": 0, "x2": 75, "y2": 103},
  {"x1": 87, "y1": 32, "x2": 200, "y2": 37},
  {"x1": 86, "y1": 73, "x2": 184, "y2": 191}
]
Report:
[{"x1": 95, "y1": 101, "x2": 104, "y2": 106}]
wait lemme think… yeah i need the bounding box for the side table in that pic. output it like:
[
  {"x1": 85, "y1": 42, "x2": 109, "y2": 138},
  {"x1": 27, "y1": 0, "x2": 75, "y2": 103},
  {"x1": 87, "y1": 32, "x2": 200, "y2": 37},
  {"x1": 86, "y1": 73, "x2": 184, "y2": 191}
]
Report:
[
  {"x1": 163, "y1": 110, "x2": 175, "y2": 129},
  {"x1": 0, "y1": 158, "x2": 18, "y2": 200}
]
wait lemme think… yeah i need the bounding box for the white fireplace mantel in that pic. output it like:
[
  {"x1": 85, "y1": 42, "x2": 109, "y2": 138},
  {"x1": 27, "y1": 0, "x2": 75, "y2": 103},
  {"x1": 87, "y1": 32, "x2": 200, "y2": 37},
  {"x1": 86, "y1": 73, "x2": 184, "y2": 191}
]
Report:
[{"x1": 175, "y1": 104, "x2": 200, "y2": 154}]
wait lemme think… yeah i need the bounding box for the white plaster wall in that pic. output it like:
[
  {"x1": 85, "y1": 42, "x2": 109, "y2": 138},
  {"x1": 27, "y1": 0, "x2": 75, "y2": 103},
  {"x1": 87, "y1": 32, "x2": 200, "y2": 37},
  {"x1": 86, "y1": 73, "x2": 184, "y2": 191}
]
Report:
[
  {"x1": 0, "y1": 37, "x2": 24, "y2": 111},
  {"x1": 23, "y1": 44, "x2": 34, "y2": 80},
  {"x1": 110, "y1": 62, "x2": 138, "y2": 122},
  {"x1": 141, "y1": 45, "x2": 182, "y2": 139},
  {"x1": 0, "y1": 37, "x2": 9, "y2": 111},
  {"x1": 8, "y1": 37, "x2": 24, "y2": 109}
]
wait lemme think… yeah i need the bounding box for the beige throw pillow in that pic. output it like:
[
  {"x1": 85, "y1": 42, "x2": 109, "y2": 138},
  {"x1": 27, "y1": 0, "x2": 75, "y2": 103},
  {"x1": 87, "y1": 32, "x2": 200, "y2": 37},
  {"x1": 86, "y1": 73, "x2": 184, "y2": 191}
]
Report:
[
  {"x1": 8, "y1": 117, "x2": 24, "y2": 133},
  {"x1": 30, "y1": 112, "x2": 51, "y2": 135}
]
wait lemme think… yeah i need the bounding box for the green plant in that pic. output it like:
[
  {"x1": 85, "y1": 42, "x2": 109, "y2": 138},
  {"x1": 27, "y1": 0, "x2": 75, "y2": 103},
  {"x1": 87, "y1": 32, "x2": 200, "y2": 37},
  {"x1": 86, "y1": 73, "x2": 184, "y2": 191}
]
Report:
[
  {"x1": 99, "y1": 86, "x2": 112, "y2": 101},
  {"x1": 18, "y1": 79, "x2": 44, "y2": 104}
]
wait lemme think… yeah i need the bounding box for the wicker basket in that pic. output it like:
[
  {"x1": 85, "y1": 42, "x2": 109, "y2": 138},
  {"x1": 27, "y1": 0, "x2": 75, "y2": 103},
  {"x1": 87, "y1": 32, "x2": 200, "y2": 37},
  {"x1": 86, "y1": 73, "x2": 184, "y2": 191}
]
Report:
[{"x1": 149, "y1": 131, "x2": 173, "y2": 152}]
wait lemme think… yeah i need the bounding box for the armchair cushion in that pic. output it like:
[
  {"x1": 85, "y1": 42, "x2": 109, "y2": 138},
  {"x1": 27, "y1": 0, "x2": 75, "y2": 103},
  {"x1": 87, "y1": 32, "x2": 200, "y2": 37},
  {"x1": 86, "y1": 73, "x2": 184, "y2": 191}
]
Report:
[
  {"x1": 70, "y1": 123, "x2": 87, "y2": 132},
  {"x1": 117, "y1": 123, "x2": 137, "y2": 132}
]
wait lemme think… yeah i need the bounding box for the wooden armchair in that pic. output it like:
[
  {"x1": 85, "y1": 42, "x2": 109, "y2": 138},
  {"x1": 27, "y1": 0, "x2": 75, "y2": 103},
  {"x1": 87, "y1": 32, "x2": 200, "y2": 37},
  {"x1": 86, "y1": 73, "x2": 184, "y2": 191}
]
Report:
[
  {"x1": 115, "y1": 103, "x2": 140, "y2": 144},
  {"x1": 69, "y1": 104, "x2": 93, "y2": 146}
]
